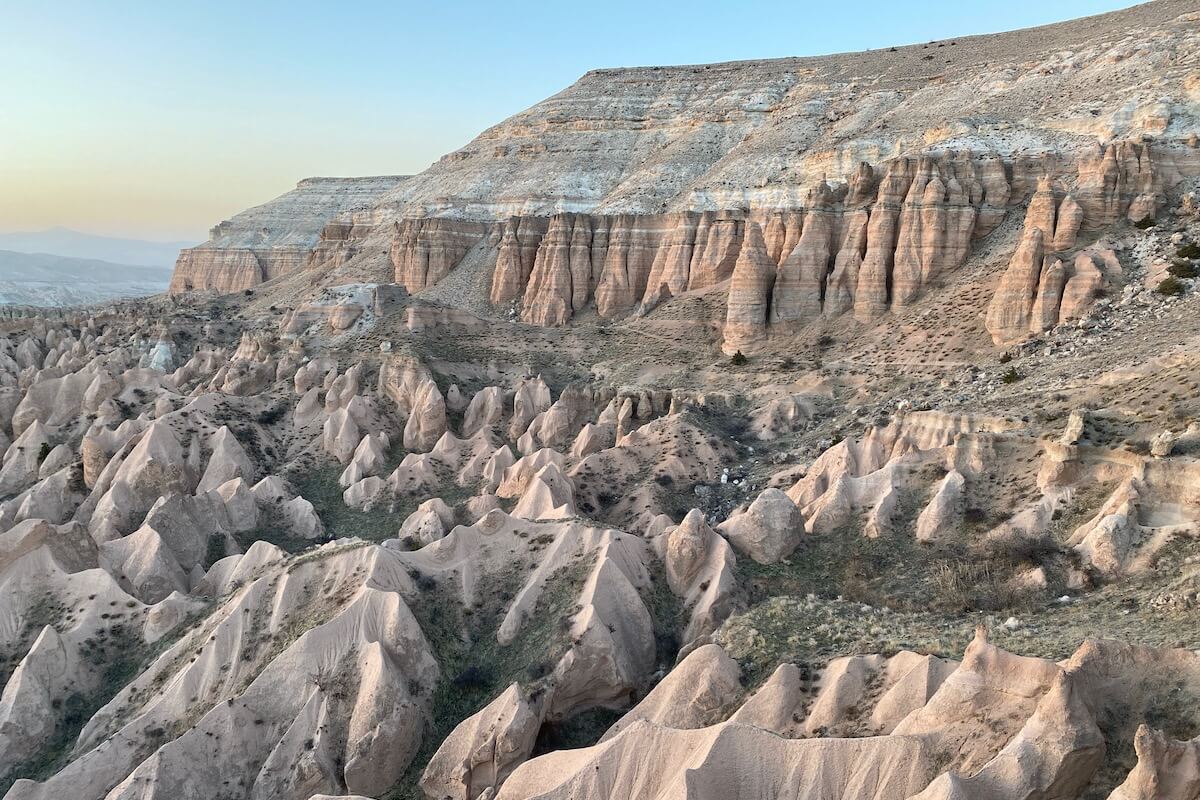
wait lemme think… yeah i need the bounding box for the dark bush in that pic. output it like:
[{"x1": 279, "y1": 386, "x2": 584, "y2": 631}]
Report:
[
  {"x1": 525, "y1": 661, "x2": 552, "y2": 681},
  {"x1": 1177, "y1": 242, "x2": 1200, "y2": 259},
  {"x1": 204, "y1": 535, "x2": 226, "y2": 569},
  {"x1": 1001, "y1": 366, "x2": 1022, "y2": 384},
  {"x1": 1157, "y1": 277, "x2": 1187, "y2": 296},
  {"x1": 1132, "y1": 216, "x2": 1155, "y2": 229},
  {"x1": 1168, "y1": 260, "x2": 1198, "y2": 279},
  {"x1": 452, "y1": 666, "x2": 492, "y2": 690},
  {"x1": 730, "y1": 350, "x2": 748, "y2": 366},
  {"x1": 255, "y1": 404, "x2": 287, "y2": 425}
]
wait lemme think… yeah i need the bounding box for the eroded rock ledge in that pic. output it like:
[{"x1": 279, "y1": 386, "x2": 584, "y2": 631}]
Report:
[{"x1": 169, "y1": 176, "x2": 407, "y2": 294}]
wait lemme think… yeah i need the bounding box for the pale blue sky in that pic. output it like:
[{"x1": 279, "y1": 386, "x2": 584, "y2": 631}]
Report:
[{"x1": 0, "y1": 0, "x2": 1136, "y2": 241}]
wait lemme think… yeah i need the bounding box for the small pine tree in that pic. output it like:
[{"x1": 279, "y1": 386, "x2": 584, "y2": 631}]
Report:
[{"x1": 730, "y1": 350, "x2": 748, "y2": 366}]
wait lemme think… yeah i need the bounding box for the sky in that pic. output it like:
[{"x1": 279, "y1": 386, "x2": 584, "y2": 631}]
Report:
[{"x1": 0, "y1": 0, "x2": 1138, "y2": 243}]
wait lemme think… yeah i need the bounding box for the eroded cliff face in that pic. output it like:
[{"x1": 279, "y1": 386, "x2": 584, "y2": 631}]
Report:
[
  {"x1": 378, "y1": 139, "x2": 1195, "y2": 346},
  {"x1": 392, "y1": 218, "x2": 488, "y2": 293},
  {"x1": 168, "y1": 176, "x2": 407, "y2": 294},
  {"x1": 169, "y1": 246, "x2": 309, "y2": 294},
  {"x1": 369, "y1": 149, "x2": 1083, "y2": 332},
  {"x1": 984, "y1": 142, "x2": 1169, "y2": 346},
  {"x1": 167, "y1": 1, "x2": 1200, "y2": 354}
]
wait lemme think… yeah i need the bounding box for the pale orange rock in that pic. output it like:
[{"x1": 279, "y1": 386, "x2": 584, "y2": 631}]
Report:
[
  {"x1": 854, "y1": 158, "x2": 914, "y2": 322},
  {"x1": 1076, "y1": 140, "x2": 1160, "y2": 229},
  {"x1": 594, "y1": 215, "x2": 663, "y2": 318},
  {"x1": 1108, "y1": 725, "x2": 1200, "y2": 800},
  {"x1": 1024, "y1": 176, "x2": 1059, "y2": 241},
  {"x1": 892, "y1": 160, "x2": 977, "y2": 308},
  {"x1": 771, "y1": 183, "x2": 835, "y2": 326},
  {"x1": 1052, "y1": 194, "x2": 1084, "y2": 251},
  {"x1": 392, "y1": 218, "x2": 487, "y2": 292},
  {"x1": 985, "y1": 227, "x2": 1046, "y2": 345},
  {"x1": 688, "y1": 211, "x2": 745, "y2": 290},
  {"x1": 721, "y1": 222, "x2": 775, "y2": 354},
  {"x1": 1059, "y1": 251, "x2": 1105, "y2": 322},
  {"x1": 640, "y1": 213, "x2": 702, "y2": 312},
  {"x1": 402, "y1": 380, "x2": 448, "y2": 452},
  {"x1": 823, "y1": 207, "x2": 870, "y2": 318},
  {"x1": 521, "y1": 214, "x2": 592, "y2": 326},
  {"x1": 1029, "y1": 257, "x2": 1068, "y2": 334},
  {"x1": 491, "y1": 216, "x2": 553, "y2": 306}
]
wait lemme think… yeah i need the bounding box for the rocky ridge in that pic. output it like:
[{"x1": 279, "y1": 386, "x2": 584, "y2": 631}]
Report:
[{"x1": 170, "y1": 177, "x2": 408, "y2": 294}]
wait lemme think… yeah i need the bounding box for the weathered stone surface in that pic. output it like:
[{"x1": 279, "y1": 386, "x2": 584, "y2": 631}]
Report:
[
  {"x1": 721, "y1": 222, "x2": 775, "y2": 354},
  {"x1": 403, "y1": 380, "x2": 448, "y2": 452},
  {"x1": 393, "y1": 218, "x2": 488, "y2": 293},
  {"x1": 170, "y1": 177, "x2": 406, "y2": 294},
  {"x1": 985, "y1": 228, "x2": 1047, "y2": 345},
  {"x1": 717, "y1": 489, "x2": 803, "y2": 564}
]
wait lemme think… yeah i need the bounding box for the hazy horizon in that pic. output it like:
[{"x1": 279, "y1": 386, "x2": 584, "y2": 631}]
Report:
[
  {"x1": 0, "y1": 225, "x2": 194, "y2": 246},
  {"x1": 2, "y1": 0, "x2": 1138, "y2": 243}
]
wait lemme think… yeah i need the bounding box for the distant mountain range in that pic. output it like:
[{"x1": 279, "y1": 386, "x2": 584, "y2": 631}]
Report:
[
  {"x1": 0, "y1": 249, "x2": 174, "y2": 307},
  {"x1": 0, "y1": 227, "x2": 193, "y2": 269}
]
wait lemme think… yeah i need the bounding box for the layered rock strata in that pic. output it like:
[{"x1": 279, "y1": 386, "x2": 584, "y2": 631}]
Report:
[{"x1": 169, "y1": 176, "x2": 406, "y2": 294}]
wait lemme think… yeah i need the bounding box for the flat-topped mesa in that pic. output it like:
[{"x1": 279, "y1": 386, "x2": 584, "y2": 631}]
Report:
[
  {"x1": 363, "y1": 0, "x2": 1196, "y2": 224},
  {"x1": 168, "y1": 176, "x2": 407, "y2": 295}
]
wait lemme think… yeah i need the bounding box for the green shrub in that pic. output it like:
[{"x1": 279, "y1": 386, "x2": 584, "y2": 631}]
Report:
[
  {"x1": 1001, "y1": 366, "x2": 1022, "y2": 384},
  {"x1": 203, "y1": 535, "x2": 227, "y2": 569},
  {"x1": 1157, "y1": 277, "x2": 1187, "y2": 296},
  {"x1": 1168, "y1": 260, "x2": 1199, "y2": 279},
  {"x1": 730, "y1": 350, "x2": 748, "y2": 366},
  {"x1": 1133, "y1": 216, "x2": 1155, "y2": 229},
  {"x1": 1177, "y1": 243, "x2": 1200, "y2": 259}
]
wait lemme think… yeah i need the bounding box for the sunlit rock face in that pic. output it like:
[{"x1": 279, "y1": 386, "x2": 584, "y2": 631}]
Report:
[{"x1": 169, "y1": 176, "x2": 407, "y2": 294}]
